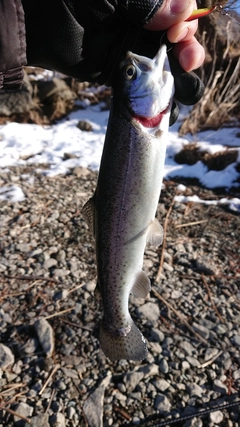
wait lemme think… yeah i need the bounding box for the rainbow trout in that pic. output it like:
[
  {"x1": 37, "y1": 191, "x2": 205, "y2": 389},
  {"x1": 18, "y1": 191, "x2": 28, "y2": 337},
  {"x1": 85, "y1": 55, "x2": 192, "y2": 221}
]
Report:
[{"x1": 83, "y1": 45, "x2": 174, "y2": 361}]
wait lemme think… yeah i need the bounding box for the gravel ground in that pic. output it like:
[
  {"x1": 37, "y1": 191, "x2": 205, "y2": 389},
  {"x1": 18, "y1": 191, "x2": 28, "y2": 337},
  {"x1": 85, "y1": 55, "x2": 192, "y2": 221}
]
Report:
[{"x1": 0, "y1": 165, "x2": 240, "y2": 427}]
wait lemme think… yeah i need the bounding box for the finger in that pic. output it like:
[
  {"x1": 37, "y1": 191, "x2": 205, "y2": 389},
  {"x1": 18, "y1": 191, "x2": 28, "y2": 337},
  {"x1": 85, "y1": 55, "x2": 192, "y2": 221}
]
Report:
[
  {"x1": 173, "y1": 38, "x2": 205, "y2": 71},
  {"x1": 145, "y1": 0, "x2": 197, "y2": 31},
  {"x1": 167, "y1": 20, "x2": 198, "y2": 43}
]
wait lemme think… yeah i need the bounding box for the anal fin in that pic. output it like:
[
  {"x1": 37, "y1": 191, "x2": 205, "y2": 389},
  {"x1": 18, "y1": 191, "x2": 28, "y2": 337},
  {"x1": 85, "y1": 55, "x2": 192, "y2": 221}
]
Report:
[
  {"x1": 147, "y1": 218, "x2": 163, "y2": 246},
  {"x1": 131, "y1": 270, "x2": 151, "y2": 298}
]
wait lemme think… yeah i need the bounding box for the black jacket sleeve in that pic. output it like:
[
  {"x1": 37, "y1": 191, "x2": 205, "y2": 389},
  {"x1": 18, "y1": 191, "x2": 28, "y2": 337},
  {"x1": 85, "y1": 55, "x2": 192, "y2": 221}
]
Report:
[{"x1": 0, "y1": 0, "x2": 27, "y2": 89}]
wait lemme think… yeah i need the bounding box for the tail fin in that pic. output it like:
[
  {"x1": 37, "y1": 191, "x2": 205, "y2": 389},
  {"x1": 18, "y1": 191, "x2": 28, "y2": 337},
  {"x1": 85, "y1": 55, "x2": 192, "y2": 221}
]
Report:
[{"x1": 99, "y1": 319, "x2": 148, "y2": 361}]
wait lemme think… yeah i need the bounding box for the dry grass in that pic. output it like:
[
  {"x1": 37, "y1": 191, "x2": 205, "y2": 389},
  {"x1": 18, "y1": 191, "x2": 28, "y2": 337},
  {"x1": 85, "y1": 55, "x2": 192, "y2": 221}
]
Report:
[{"x1": 180, "y1": 5, "x2": 240, "y2": 135}]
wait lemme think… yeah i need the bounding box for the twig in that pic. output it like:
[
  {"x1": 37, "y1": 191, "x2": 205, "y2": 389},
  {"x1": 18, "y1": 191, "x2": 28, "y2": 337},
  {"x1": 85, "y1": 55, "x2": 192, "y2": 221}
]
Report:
[
  {"x1": 68, "y1": 283, "x2": 85, "y2": 294},
  {"x1": 0, "y1": 406, "x2": 30, "y2": 423},
  {"x1": 156, "y1": 200, "x2": 175, "y2": 282},
  {"x1": 201, "y1": 274, "x2": 225, "y2": 323},
  {"x1": 175, "y1": 219, "x2": 208, "y2": 229},
  {"x1": 45, "y1": 388, "x2": 56, "y2": 413},
  {"x1": 0, "y1": 273, "x2": 58, "y2": 283},
  {"x1": 44, "y1": 307, "x2": 74, "y2": 320},
  {"x1": 0, "y1": 383, "x2": 27, "y2": 396},
  {"x1": 152, "y1": 288, "x2": 208, "y2": 345},
  {"x1": 113, "y1": 405, "x2": 132, "y2": 421},
  {"x1": 198, "y1": 350, "x2": 223, "y2": 369},
  {"x1": 39, "y1": 364, "x2": 60, "y2": 396},
  {"x1": 0, "y1": 280, "x2": 42, "y2": 301}
]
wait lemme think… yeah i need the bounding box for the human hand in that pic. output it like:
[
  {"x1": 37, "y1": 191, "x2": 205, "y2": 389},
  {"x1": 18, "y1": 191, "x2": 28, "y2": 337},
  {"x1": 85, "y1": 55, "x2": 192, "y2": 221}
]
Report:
[{"x1": 144, "y1": 0, "x2": 205, "y2": 72}]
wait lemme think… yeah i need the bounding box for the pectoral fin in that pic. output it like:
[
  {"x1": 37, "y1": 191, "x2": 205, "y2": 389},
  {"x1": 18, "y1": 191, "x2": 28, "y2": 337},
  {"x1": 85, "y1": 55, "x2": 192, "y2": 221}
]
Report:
[
  {"x1": 82, "y1": 197, "x2": 95, "y2": 235},
  {"x1": 147, "y1": 218, "x2": 164, "y2": 246},
  {"x1": 131, "y1": 271, "x2": 151, "y2": 298}
]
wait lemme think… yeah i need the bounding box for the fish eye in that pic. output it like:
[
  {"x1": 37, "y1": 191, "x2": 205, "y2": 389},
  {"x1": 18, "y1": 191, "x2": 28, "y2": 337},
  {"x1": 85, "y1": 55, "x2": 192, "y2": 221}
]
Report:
[{"x1": 124, "y1": 65, "x2": 136, "y2": 80}]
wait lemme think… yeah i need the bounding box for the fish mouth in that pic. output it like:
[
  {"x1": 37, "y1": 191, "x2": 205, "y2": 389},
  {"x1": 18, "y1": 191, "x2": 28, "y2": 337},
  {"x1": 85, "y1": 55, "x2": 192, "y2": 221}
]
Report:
[{"x1": 133, "y1": 105, "x2": 169, "y2": 128}]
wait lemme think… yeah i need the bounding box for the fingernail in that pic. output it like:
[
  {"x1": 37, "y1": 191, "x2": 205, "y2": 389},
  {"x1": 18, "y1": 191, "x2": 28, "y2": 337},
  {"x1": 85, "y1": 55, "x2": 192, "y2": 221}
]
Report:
[
  {"x1": 170, "y1": 0, "x2": 190, "y2": 15},
  {"x1": 174, "y1": 27, "x2": 189, "y2": 42}
]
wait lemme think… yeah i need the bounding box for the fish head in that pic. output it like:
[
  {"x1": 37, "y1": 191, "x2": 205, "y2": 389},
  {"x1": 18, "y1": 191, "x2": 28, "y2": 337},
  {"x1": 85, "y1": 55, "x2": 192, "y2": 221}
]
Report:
[{"x1": 118, "y1": 45, "x2": 174, "y2": 127}]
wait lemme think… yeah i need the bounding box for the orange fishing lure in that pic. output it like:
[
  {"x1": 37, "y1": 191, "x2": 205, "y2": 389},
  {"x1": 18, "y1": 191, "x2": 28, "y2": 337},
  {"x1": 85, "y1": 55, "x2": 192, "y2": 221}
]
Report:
[{"x1": 185, "y1": 6, "x2": 217, "y2": 21}]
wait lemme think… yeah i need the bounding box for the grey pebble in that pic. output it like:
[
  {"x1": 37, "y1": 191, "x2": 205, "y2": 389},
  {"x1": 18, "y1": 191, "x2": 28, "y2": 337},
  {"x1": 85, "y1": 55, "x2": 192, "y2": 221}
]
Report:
[
  {"x1": 50, "y1": 412, "x2": 66, "y2": 427},
  {"x1": 83, "y1": 385, "x2": 105, "y2": 427},
  {"x1": 154, "y1": 379, "x2": 170, "y2": 392},
  {"x1": 123, "y1": 371, "x2": 144, "y2": 393},
  {"x1": 232, "y1": 335, "x2": 240, "y2": 347},
  {"x1": 34, "y1": 318, "x2": 54, "y2": 357},
  {"x1": 204, "y1": 348, "x2": 219, "y2": 362},
  {"x1": 136, "y1": 302, "x2": 160, "y2": 323},
  {"x1": 186, "y1": 356, "x2": 200, "y2": 368},
  {"x1": 44, "y1": 257, "x2": 58, "y2": 269},
  {"x1": 151, "y1": 328, "x2": 165, "y2": 343},
  {"x1": 25, "y1": 414, "x2": 50, "y2": 427},
  {"x1": 192, "y1": 322, "x2": 210, "y2": 340},
  {"x1": 214, "y1": 323, "x2": 228, "y2": 335},
  {"x1": 138, "y1": 363, "x2": 159, "y2": 378},
  {"x1": 13, "y1": 402, "x2": 33, "y2": 423},
  {"x1": 67, "y1": 406, "x2": 76, "y2": 419},
  {"x1": 0, "y1": 343, "x2": 14, "y2": 368},
  {"x1": 209, "y1": 410, "x2": 224, "y2": 424},
  {"x1": 186, "y1": 383, "x2": 203, "y2": 398},
  {"x1": 159, "y1": 358, "x2": 169, "y2": 374},
  {"x1": 183, "y1": 417, "x2": 203, "y2": 427},
  {"x1": 179, "y1": 341, "x2": 195, "y2": 356},
  {"x1": 213, "y1": 379, "x2": 228, "y2": 394},
  {"x1": 154, "y1": 394, "x2": 171, "y2": 413}
]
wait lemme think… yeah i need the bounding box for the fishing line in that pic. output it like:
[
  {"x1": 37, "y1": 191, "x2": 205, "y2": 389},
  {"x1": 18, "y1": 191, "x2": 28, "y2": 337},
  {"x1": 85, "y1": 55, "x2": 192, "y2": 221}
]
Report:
[
  {"x1": 215, "y1": 4, "x2": 240, "y2": 26},
  {"x1": 121, "y1": 398, "x2": 240, "y2": 427}
]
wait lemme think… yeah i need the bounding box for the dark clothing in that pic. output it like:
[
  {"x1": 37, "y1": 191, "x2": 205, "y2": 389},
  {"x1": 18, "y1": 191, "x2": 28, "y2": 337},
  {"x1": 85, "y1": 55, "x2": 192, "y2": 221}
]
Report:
[{"x1": 0, "y1": 0, "x2": 204, "y2": 110}]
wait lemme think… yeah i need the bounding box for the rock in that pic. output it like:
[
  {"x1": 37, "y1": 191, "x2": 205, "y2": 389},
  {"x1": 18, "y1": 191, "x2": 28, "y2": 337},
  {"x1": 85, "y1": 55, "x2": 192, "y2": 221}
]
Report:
[
  {"x1": 209, "y1": 410, "x2": 224, "y2": 424},
  {"x1": 43, "y1": 258, "x2": 58, "y2": 269},
  {"x1": 186, "y1": 356, "x2": 200, "y2": 368},
  {"x1": 187, "y1": 383, "x2": 203, "y2": 398},
  {"x1": 151, "y1": 329, "x2": 165, "y2": 343},
  {"x1": 0, "y1": 344, "x2": 14, "y2": 368},
  {"x1": 159, "y1": 358, "x2": 169, "y2": 374},
  {"x1": 25, "y1": 414, "x2": 50, "y2": 427},
  {"x1": 50, "y1": 412, "x2": 66, "y2": 427},
  {"x1": 13, "y1": 402, "x2": 33, "y2": 425},
  {"x1": 83, "y1": 385, "x2": 105, "y2": 427},
  {"x1": 0, "y1": 72, "x2": 34, "y2": 115},
  {"x1": 123, "y1": 371, "x2": 144, "y2": 393},
  {"x1": 214, "y1": 324, "x2": 228, "y2": 335},
  {"x1": 138, "y1": 363, "x2": 159, "y2": 378},
  {"x1": 67, "y1": 406, "x2": 76, "y2": 419},
  {"x1": 204, "y1": 347, "x2": 219, "y2": 362},
  {"x1": 34, "y1": 318, "x2": 54, "y2": 357},
  {"x1": 37, "y1": 77, "x2": 75, "y2": 103},
  {"x1": 179, "y1": 341, "x2": 195, "y2": 356},
  {"x1": 232, "y1": 335, "x2": 240, "y2": 347},
  {"x1": 183, "y1": 417, "x2": 203, "y2": 427},
  {"x1": 154, "y1": 394, "x2": 171, "y2": 413},
  {"x1": 19, "y1": 338, "x2": 38, "y2": 356},
  {"x1": 171, "y1": 290, "x2": 182, "y2": 299},
  {"x1": 213, "y1": 379, "x2": 228, "y2": 395},
  {"x1": 136, "y1": 302, "x2": 160, "y2": 324},
  {"x1": 77, "y1": 120, "x2": 93, "y2": 131},
  {"x1": 154, "y1": 379, "x2": 170, "y2": 392},
  {"x1": 192, "y1": 322, "x2": 210, "y2": 340}
]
